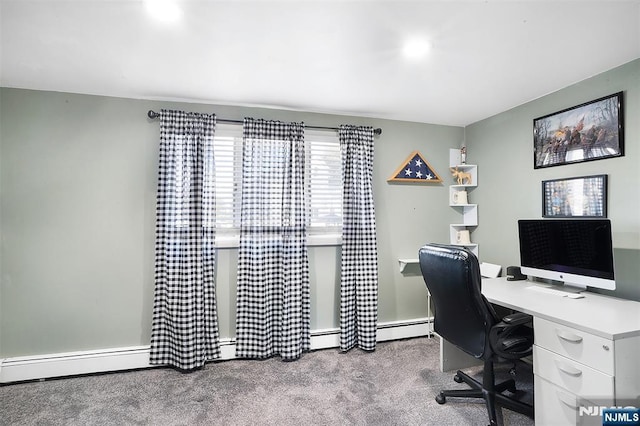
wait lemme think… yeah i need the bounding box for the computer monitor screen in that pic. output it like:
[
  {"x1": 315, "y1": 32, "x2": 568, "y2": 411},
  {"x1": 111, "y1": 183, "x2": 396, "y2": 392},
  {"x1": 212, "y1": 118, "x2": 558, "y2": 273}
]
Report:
[{"x1": 517, "y1": 219, "x2": 615, "y2": 291}]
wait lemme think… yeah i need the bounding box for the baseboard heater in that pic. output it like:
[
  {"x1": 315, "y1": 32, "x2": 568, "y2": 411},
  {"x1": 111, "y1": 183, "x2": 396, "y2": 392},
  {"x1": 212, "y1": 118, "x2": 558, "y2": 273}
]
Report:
[{"x1": 0, "y1": 317, "x2": 432, "y2": 384}]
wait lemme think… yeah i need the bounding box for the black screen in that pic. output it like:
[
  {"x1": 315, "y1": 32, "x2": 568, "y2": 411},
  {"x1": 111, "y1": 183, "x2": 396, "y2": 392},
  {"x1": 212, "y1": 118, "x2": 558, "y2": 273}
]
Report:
[{"x1": 518, "y1": 219, "x2": 614, "y2": 280}]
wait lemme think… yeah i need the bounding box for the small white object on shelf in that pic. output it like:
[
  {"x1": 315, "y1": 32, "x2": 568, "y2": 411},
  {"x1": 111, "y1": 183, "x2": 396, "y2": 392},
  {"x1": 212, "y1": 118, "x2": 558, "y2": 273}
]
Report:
[{"x1": 480, "y1": 262, "x2": 502, "y2": 278}]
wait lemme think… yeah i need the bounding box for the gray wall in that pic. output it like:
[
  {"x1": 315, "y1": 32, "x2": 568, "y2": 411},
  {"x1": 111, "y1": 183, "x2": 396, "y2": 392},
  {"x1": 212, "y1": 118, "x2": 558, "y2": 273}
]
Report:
[
  {"x1": 2, "y1": 59, "x2": 638, "y2": 359},
  {"x1": 468, "y1": 59, "x2": 640, "y2": 301},
  {"x1": 0, "y1": 88, "x2": 461, "y2": 357}
]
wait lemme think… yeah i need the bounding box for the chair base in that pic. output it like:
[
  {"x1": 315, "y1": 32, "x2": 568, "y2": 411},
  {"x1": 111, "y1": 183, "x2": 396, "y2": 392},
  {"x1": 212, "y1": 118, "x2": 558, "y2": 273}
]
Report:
[{"x1": 435, "y1": 365, "x2": 534, "y2": 426}]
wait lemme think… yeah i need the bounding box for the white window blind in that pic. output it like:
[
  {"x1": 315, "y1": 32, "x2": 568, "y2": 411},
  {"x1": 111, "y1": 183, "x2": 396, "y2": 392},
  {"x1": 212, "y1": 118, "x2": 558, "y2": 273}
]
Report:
[
  {"x1": 210, "y1": 124, "x2": 342, "y2": 244},
  {"x1": 211, "y1": 124, "x2": 243, "y2": 232},
  {"x1": 305, "y1": 129, "x2": 343, "y2": 231}
]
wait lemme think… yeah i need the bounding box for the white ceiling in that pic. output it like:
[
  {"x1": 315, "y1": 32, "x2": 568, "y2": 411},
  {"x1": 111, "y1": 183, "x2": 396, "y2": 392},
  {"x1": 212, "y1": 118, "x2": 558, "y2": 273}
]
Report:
[{"x1": 1, "y1": 0, "x2": 639, "y2": 126}]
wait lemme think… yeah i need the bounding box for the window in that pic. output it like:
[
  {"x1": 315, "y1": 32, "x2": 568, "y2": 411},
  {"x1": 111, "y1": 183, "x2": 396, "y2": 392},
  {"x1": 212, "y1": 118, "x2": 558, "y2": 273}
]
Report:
[
  {"x1": 210, "y1": 124, "x2": 243, "y2": 232},
  {"x1": 305, "y1": 129, "x2": 343, "y2": 236},
  {"x1": 211, "y1": 124, "x2": 343, "y2": 246}
]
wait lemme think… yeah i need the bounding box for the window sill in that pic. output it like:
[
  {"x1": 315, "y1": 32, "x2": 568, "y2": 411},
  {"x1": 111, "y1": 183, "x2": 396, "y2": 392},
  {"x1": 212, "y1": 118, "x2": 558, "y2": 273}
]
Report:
[{"x1": 215, "y1": 234, "x2": 342, "y2": 249}]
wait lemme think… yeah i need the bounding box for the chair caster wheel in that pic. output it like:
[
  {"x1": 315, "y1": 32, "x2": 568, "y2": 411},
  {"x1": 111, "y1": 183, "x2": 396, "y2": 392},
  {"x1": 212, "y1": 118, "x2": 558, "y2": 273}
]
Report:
[
  {"x1": 435, "y1": 393, "x2": 446, "y2": 404},
  {"x1": 453, "y1": 374, "x2": 463, "y2": 383}
]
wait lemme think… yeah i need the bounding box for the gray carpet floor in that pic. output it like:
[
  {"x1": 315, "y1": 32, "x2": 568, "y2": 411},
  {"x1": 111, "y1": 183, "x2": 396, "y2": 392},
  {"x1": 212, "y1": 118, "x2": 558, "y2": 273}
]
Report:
[{"x1": 0, "y1": 337, "x2": 534, "y2": 426}]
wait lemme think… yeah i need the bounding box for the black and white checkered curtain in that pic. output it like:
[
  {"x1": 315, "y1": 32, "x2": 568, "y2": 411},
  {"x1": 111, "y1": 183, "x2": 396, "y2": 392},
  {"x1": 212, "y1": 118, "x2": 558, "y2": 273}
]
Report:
[
  {"x1": 339, "y1": 125, "x2": 378, "y2": 352},
  {"x1": 150, "y1": 109, "x2": 221, "y2": 370},
  {"x1": 235, "y1": 118, "x2": 310, "y2": 361}
]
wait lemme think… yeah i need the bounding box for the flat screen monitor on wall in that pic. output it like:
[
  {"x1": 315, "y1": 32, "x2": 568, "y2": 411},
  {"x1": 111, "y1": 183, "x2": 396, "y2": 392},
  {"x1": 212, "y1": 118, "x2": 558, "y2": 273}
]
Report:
[{"x1": 517, "y1": 219, "x2": 616, "y2": 291}]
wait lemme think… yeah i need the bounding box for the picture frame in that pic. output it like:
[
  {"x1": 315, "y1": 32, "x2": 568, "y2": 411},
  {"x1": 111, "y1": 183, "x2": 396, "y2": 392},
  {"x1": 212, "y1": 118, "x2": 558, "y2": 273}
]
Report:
[
  {"x1": 542, "y1": 174, "x2": 607, "y2": 218},
  {"x1": 533, "y1": 92, "x2": 624, "y2": 169}
]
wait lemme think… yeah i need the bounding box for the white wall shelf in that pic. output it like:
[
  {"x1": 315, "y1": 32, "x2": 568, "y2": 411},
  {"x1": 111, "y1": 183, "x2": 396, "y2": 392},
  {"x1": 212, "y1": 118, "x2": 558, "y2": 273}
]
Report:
[
  {"x1": 449, "y1": 149, "x2": 478, "y2": 256},
  {"x1": 398, "y1": 258, "x2": 419, "y2": 273}
]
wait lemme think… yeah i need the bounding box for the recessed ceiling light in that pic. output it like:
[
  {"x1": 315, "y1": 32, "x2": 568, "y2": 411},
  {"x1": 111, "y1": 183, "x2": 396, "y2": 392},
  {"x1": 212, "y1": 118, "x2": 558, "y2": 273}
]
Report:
[
  {"x1": 145, "y1": 0, "x2": 182, "y2": 23},
  {"x1": 402, "y1": 38, "x2": 431, "y2": 60}
]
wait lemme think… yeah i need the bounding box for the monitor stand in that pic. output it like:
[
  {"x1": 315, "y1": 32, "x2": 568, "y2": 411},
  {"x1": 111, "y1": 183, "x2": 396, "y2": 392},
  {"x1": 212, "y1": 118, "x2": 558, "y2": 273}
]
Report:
[
  {"x1": 555, "y1": 281, "x2": 586, "y2": 294},
  {"x1": 527, "y1": 278, "x2": 587, "y2": 295}
]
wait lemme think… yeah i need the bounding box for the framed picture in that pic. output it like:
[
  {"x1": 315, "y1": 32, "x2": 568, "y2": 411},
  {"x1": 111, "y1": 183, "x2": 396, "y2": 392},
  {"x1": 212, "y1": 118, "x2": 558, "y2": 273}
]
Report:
[
  {"x1": 533, "y1": 92, "x2": 624, "y2": 169},
  {"x1": 542, "y1": 175, "x2": 607, "y2": 218}
]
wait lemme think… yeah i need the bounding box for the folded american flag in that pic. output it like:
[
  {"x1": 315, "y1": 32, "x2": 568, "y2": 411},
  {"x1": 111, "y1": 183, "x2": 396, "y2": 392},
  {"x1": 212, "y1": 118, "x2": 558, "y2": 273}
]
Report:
[{"x1": 388, "y1": 151, "x2": 441, "y2": 183}]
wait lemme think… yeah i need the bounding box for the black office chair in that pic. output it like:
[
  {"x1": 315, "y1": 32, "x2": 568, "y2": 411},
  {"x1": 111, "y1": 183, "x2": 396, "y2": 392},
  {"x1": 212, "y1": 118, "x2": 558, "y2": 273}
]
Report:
[{"x1": 418, "y1": 243, "x2": 534, "y2": 426}]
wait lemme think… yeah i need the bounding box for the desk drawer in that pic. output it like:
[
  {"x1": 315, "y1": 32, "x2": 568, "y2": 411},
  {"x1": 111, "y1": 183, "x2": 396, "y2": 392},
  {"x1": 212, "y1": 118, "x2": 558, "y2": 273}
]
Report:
[
  {"x1": 534, "y1": 346, "x2": 614, "y2": 400},
  {"x1": 535, "y1": 375, "x2": 602, "y2": 426},
  {"x1": 534, "y1": 317, "x2": 614, "y2": 375}
]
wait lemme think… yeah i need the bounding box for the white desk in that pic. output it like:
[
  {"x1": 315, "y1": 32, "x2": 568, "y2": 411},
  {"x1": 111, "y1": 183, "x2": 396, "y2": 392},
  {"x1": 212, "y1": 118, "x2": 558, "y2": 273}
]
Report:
[{"x1": 480, "y1": 277, "x2": 640, "y2": 425}]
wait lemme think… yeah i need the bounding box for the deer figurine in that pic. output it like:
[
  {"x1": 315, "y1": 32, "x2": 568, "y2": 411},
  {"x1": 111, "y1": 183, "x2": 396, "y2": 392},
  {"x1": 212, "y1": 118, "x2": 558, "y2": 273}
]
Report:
[{"x1": 450, "y1": 167, "x2": 472, "y2": 185}]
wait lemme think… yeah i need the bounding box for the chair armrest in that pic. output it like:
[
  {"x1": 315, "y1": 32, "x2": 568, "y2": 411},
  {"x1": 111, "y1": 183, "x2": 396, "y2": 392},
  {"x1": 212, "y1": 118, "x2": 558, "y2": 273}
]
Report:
[
  {"x1": 500, "y1": 336, "x2": 531, "y2": 352},
  {"x1": 490, "y1": 312, "x2": 534, "y2": 359},
  {"x1": 500, "y1": 312, "x2": 532, "y2": 327}
]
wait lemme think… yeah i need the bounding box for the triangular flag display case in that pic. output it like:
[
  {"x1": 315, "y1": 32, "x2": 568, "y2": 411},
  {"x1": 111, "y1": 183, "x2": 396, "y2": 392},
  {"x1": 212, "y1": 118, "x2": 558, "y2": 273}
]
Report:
[{"x1": 387, "y1": 150, "x2": 442, "y2": 183}]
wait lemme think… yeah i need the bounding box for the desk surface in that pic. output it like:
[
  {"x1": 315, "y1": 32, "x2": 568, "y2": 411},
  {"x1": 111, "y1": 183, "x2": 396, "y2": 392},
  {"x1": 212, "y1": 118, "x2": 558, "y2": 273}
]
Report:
[{"x1": 482, "y1": 277, "x2": 640, "y2": 340}]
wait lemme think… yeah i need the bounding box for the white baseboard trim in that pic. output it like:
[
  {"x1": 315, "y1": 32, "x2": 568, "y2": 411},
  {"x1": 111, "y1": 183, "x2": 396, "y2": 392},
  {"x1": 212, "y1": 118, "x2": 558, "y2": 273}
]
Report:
[
  {"x1": 0, "y1": 317, "x2": 432, "y2": 383},
  {"x1": 0, "y1": 346, "x2": 153, "y2": 384}
]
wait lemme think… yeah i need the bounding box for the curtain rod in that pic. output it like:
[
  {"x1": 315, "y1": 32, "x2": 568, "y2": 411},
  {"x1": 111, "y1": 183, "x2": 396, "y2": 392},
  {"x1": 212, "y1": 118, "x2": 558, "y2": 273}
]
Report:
[{"x1": 147, "y1": 110, "x2": 382, "y2": 136}]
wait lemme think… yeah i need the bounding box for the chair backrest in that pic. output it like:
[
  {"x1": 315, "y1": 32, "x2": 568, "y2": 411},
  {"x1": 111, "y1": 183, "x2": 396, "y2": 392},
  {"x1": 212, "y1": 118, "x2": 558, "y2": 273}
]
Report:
[{"x1": 418, "y1": 243, "x2": 495, "y2": 359}]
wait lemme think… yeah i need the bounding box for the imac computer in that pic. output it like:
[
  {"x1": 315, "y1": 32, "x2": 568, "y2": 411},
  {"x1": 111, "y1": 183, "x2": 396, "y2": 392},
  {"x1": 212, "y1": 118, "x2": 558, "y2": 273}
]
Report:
[{"x1": 517, "y1": 219, "x2": 616, "y2": 292}]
